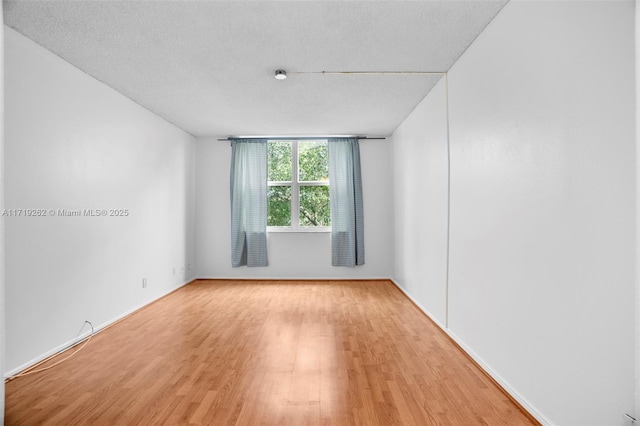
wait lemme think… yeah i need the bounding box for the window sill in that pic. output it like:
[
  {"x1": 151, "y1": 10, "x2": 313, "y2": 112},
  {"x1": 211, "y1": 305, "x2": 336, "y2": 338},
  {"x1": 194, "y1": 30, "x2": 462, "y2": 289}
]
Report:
[{"x1": 268, "y1": 227, "x2": 331, "y2": 233}]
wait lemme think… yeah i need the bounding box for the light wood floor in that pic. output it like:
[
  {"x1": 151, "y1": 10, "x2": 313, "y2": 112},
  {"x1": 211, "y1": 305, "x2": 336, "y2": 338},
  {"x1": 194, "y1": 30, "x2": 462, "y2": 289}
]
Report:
[{"x1": 6, "y1": 280, "x2": 537, "y2": 425}]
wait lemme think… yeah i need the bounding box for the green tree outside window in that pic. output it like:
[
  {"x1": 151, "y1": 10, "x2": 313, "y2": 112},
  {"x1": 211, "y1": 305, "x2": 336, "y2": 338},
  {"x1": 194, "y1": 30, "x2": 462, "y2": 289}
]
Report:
[{"x1": 267, "y1": 140, "x2": 330, "y2": 228}]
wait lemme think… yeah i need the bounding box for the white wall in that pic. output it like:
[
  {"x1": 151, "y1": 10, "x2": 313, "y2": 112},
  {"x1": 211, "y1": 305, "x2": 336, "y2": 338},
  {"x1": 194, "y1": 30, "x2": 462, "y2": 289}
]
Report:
[
  {"x1": 4, "y1": 27, "x2": 197, "y2": 374},
  {"x1": 0, "y1": 5, "x2": 5, "y2": 421},
  {"x1": 392, "y1": 1, "x2": 635, "y2": 425},
  {"x1": 392, "y1": 76, "x2": 449, "y2": 326},
  {"x1": 196, "y1": 137, "x2": 393, "y2": 279},
  {"x1": 637, "y1": 0, "x2": 640, "y2": 418}
]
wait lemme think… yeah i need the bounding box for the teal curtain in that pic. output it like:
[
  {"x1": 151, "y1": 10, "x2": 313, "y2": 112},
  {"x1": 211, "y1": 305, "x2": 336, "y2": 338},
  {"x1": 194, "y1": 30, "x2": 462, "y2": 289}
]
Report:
[
  {"x1": 328, "y1": 138, "x2": 365, "y2": 266},
  {"x1": 230, "y1": 139, "x2": 268, "y2": 267}
]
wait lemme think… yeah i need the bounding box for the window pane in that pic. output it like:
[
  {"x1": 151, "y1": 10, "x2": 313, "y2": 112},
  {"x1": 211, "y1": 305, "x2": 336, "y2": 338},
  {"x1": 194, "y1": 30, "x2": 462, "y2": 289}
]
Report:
[
  {"x1": 298, "y1": 141, "x2": 328, "y2": 182},
  {"x1": 268, "y1": 186, "x2": 291, "y2": 226},
  {"x1": 299, "y1": 186, "x2": 330, "y2": 227},
  {"x1": 268, "y1": 141, "x2": 292, "y2": 181}
]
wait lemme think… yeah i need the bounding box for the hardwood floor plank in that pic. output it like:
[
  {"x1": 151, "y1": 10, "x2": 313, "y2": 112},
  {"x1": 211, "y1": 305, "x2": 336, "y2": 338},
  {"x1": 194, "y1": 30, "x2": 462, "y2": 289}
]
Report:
[{"x1": 5, "y1": 280, "x2": 538, "y2": 425}]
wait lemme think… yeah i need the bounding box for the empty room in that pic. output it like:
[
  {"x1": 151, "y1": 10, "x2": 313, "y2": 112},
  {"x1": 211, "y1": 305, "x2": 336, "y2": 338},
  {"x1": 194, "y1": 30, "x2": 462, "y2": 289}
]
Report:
[{"x1": 1, "y1": 0, "x2": 637, "y2": 425}]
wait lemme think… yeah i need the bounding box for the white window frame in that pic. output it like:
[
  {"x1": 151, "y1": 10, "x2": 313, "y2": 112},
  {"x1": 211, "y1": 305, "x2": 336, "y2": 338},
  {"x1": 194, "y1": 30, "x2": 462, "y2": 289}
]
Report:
[{"x1": 268, "y1": 139, "x2": 331, "y2": 233}]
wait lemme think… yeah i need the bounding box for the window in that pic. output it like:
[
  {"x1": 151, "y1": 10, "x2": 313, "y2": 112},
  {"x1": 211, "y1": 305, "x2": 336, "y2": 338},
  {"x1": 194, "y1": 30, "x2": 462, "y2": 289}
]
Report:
[{"x1": 267, "y1": 139, "x2": 330, "y2": 231}]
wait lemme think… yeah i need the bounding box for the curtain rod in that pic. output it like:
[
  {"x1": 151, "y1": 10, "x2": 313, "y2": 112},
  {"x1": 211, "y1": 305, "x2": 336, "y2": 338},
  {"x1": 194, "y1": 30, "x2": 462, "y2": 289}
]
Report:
[{"x1": 217, "y1": 135, "x2": 386, "y2": 141}]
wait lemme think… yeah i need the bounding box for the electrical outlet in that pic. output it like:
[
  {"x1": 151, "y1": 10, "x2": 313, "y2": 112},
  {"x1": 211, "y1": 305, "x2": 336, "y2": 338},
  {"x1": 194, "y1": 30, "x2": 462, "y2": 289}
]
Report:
[
  {"x1": 142, "y1": 278, "x2": 147, "y2": 288},
  {"x1": 623, "y1": 414, "x2": 636, "y2": 426}
]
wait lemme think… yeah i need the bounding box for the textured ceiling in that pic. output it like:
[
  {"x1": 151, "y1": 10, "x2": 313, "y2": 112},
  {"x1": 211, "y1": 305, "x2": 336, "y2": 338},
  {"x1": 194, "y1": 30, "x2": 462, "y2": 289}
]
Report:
[{"x1": 4, "y1": 0, "x2": 508, "y2": 137}]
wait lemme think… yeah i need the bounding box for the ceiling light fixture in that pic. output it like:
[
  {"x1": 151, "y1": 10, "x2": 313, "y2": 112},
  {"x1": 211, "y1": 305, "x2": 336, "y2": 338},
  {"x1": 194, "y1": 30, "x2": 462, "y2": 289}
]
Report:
[{"x1": 275, "y1": 70, "x2": 287, "y2": 80}]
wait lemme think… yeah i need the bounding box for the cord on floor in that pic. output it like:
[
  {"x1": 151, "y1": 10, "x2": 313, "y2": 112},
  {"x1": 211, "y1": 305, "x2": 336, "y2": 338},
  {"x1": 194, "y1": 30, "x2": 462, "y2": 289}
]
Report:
[{"x1": 6, "y1": 320, "x2": 94, "y2": 381}]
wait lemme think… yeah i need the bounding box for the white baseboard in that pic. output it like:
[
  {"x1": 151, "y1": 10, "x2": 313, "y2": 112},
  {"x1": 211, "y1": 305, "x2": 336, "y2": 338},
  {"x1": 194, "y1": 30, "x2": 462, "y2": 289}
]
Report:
[
  {"x1": 390, "y1": 279, "x2": 551, "y2": 426},
  {"x1": 5, "y1": 278, "x2": 195, "y2": 379},
  {"x1": 195, "y1": 276, "x2": 391, "y2": 280}
]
